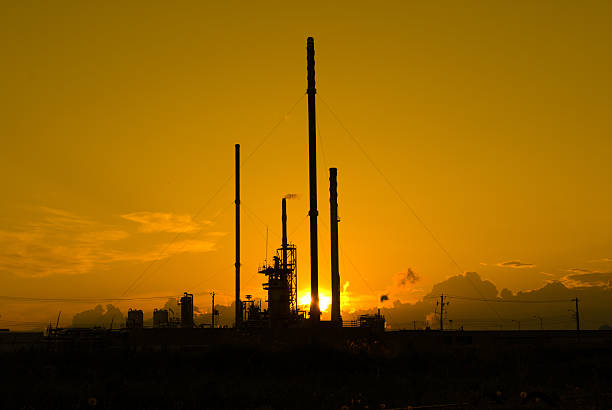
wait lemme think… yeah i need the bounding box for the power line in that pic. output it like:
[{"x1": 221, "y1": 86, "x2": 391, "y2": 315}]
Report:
[
  {"x1": 0, "y1": 319, "x2": 50, "y2": 326},
  {"x1": 425, "y1": 294, "x2": 573, "y2": 304},
  {"x1": 121, "y1": 93, "x2": 305, "y2": 296},
  {"x1": 125, "y1": 200, "x2": 236, "y2": 296},
  {"x1": 0, "y1": 293, "x2": 210, "y2": 304},
  {"x1": 319, "y1": 95, "x2": 503, "y2": 321},
  {"x1": 121, "y1": 179, "x2": 233, "y2": 296},
  {"x1": 241, "y1": 93, "x2": 306, "y2": 165}
]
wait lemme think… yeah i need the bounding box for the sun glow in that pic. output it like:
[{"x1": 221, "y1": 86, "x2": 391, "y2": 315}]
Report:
[{"x1": 300, "y1": 292, "x2": 331, "y2": 312}]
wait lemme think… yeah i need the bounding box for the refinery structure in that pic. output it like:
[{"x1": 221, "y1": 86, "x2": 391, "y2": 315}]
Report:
[
  {"x1": 51, "y1": 37, "x2": 385, "y2": 337},
  {"x1": 148, "y1": 37, "x2": 380, "y2": 332}
]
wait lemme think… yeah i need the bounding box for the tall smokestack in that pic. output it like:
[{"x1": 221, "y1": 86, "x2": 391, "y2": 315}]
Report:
[
  {"x1": 329, "y1": 168, "x2": 341, "y2": 324},
  {"x1": 282, "y1": 198, "x2": 288, "y2": 270},
  {"x1": 235, "y1": 143, "x2": 241, "y2": 327},
  {"x1": 306, "y1": 37, "x2": 320, "y2": 323}
]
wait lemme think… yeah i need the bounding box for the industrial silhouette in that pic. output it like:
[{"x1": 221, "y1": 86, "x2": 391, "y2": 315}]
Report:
[{"x1": 2, "y1": 37, "x2": 611, "y2": 410}]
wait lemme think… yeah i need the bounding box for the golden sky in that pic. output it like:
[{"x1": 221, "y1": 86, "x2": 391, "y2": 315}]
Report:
[{"x1": 1, "y1": 1, "x2": 611, "y2": 327}]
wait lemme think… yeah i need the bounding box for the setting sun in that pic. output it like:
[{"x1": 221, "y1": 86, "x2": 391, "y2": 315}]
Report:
[{"x1": 300, "y1": 292, "x2": 331, "y2": 312}]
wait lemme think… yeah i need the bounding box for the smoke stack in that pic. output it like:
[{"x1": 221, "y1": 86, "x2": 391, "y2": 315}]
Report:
[
  {"x1": 282, "y1": 197, "x2": 288, "y2": 270},
  {"x1": 306, "y1": 37, "x2": 320, "y2": 323},
  {"x1": 235, "y1": 143, "x2": 241, "y2": 327},
  {"x1": 329, "y1": 168, "x2": 341, "y2": 324}
]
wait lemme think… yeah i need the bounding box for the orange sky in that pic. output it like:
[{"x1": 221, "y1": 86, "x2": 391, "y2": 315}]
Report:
[{"x1": 1, "y1": 1, "x2": 611, "y2": 328}]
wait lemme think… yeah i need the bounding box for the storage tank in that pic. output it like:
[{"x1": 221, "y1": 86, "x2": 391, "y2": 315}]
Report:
[
  {"x1": 126, "y1": 309, "x2": 143, "y2": 329},
  {"x1": 153, "y1": 308, "x2": 169, "y2": 328},
  {"x1": 179, "y1": 293, "x2": 194, "y2": 328}
]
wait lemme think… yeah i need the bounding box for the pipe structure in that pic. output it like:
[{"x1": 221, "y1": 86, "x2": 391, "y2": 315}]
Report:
[
  {"x1": 306, "y1": 37, "x2": 320, "y2": 323},
  {"x1": 329, "y1": 168, "x2": 341, "y2": 324},
  {"x1": 235, "y1": 144, "x2": 241, "y2": 327}
]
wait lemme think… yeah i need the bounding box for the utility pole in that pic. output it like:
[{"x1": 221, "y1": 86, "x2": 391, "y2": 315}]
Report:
[
  {"x1": 573, "y1": 297, "x2": 580, "y2": 333},
  {"x1": 211, "y1": 291, "x2": 215, "y2": 328},
  {"x1": 438, "y1": 294, "x2": 448, "y2": 331}
]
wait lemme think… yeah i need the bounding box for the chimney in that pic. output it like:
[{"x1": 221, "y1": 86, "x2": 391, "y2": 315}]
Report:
[
  {"x1": 330, "y1": 168, "x2": 341, "y2": 324},
  {"x1": 306, "y1": 37, "x2": 320, "y2": 323},
  {"x1": 235, "y1": 143, "x2": 241, "y2": 327},
  {"x1": 282, "y1": 198, "x2": 288, "y2": 270}
]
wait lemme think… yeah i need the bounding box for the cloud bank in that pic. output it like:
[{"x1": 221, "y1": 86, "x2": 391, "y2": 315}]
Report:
[
  {"x1": 0, "y1": 207, "x2": 217, "y2": 277},
  {"x1": 350, "y1": 272, "x2": 611, "y2": 330}
]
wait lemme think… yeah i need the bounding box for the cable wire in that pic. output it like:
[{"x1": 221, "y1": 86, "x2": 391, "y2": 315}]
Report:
[
  {"x1": 319, "y1": 95, "x2": 503, "y2": 321},
  {"x1": 121, "y1": 93, "x2": 305, "y2": 296}
]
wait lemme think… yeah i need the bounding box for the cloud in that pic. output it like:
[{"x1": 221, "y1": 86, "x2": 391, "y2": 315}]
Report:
[
  {"x1": 36, "y1": 207, "x2": 97, "y2": 228},
  {"x1": 0, "y1": 207, "x2": 216, "y2": 278},
  {"x1": 80, "y1": 230, "x2": 130, "y2": 242},
  {"x1": 496, "y1": 260, "x2": 535, "y2": 269},
  {"x1": 567, "y1": 268, "x2": 592, "y2": 274},
  {"x1": 561, "y1": 272, "x2": 612, "y2": 288},
  {"x1": 72, "y1": 304, "x2": 124, "y2": 328},
  {"x1": 430, "y1": 271, "x2": 498, "y2": 299},
  {"x1": 589, "y1": 257, "x2": 612, "y2": 263},
  {"x1": 0, "y1": 207, "x2": 130, "y2": 277},
  {"x1": 346, "y1": 272, "x2": 612, "y2": 330},
  {"x1": 393, "y1": 268, "x2": 420, "y2": 288},
  {"x1": 121, "y1": 212, "x2": 208, "y2": 233},
  {"x1": 151, "y1": 239, "x2": 216, "y2": 257},
  {"x1": 540, "y1": 272, "x2": 555, "y2": 277}
]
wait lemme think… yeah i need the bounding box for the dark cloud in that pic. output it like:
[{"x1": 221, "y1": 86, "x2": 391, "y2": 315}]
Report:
[
  {"x1": 394, "y1": 268, "x2": 420, "y2": 288},
  {"x1": 347, "y1": 272, "x2": 612, "y2": 331},
  {"x1": 430, "y1": 271, "x2": 498, "y2": 299},
  {"x1": 563, "y1": 272, "x2": 612, "y2": 287},
  {"x1": 162, "y1": 298, "x2": 180, "y2": 317},
  {"x1": 496, "y1": 260, "x2": 535, "y2": 269},
  {"x1": 71, "y1": 304, "x2": 124, "y2": 328},
  {"x1": 380, "y1": 294, "x2": 389, "y2": 303}
]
